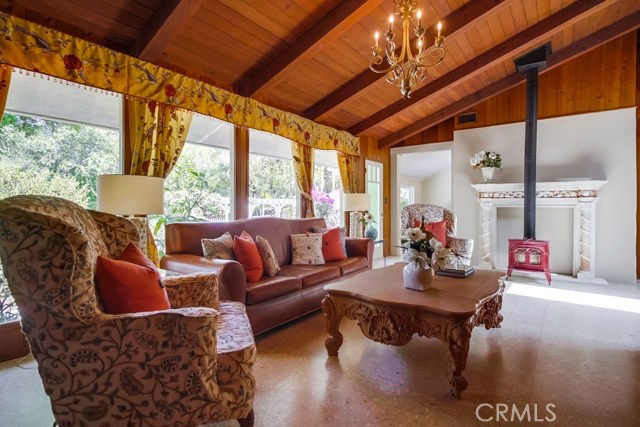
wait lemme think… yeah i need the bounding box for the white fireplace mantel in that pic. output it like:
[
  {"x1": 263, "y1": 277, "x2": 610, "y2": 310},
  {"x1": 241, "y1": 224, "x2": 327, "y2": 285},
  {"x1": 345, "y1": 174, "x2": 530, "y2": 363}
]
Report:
[{"x1": 471, "y1": 180, "x2": 607, "y2": 284}]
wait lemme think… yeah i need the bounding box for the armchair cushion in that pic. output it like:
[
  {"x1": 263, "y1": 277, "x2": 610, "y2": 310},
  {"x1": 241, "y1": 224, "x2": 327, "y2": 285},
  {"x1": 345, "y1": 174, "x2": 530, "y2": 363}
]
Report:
[
  {"x1": 425, "y1": 220, "x2": 448, "y2": 244},
  {"x1": 95, "y1": 243, "x2": 170, "y2": 314}
]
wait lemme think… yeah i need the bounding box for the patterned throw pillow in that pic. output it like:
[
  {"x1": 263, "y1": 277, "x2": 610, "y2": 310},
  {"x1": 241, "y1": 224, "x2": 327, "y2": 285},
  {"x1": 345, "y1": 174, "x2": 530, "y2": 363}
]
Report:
[
  {"x1": 291, "y1": 234, "x2": 325, "y2": 265},
  {"x1": 201, "y1": 232, "x2": 235, "y2": 260},
  {"x1": 256, "y1": 235, "x2": 280, "y2": 277},
  {"x1": 309, "y1": 226, "x2": 347, "y2": 257}
]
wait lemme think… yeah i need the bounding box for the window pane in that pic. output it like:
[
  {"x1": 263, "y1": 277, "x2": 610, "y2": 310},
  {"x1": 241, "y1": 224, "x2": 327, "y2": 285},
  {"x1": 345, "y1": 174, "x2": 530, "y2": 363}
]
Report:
[
  {"x1": 313, "y1": 150, "x2": 342, "y2": 228},
  {"x1": 400, "y1": 185, "x2": 415, "y2": 208},
  {"x1": 153, "y1": 117, "x2": 233, "y2": 255},
  {"x1": 249, "y1": 130, "x2": 297, "y2": 218}
]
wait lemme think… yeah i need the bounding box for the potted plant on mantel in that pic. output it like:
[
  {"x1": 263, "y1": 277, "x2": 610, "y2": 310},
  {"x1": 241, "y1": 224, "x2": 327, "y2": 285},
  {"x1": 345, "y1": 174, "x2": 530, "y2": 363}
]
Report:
[{"x1": 470, "y1": 151, "x2": 502, "y2": 182}]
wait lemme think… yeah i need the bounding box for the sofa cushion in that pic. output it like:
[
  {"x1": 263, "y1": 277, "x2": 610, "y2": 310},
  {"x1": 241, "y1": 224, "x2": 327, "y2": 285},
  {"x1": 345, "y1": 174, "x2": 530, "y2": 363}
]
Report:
[
  {"x1": 291, "y1": 234, "x2": 324, "y2": 265},
  {"x1": 233, "y1": 234, "x2": 263, "y2": 283},
  {"x1": 278, "y1": 264, "x2": 340, "y2": 288},
  {"x1": 255, "y1": 235, "x2": 280, "y2": 277},
  {"x1": 245, "y1": 275, "x2": 302, "y2": 305},
  {"x1": 309, "y1": 225, "x2": 347, "y2": 257},
  {"x1": 201, "y1": 231, "x2": 235, "y2": 260},
  {"x1": 324, "y1": 256, "x2": 369, "y2": 276}
]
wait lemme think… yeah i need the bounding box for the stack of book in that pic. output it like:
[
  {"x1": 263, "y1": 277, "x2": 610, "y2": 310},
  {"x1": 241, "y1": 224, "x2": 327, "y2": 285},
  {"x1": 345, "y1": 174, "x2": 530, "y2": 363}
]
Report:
[{"x1": 435, "y1": 263, "x2": 475, "y2": 278}]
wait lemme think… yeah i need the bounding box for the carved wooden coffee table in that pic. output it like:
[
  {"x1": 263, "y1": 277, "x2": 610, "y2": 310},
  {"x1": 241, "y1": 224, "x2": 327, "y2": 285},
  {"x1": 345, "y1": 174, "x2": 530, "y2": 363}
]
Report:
[{"x1": 322, "y1": 263, "x2": 505, "y2": 399}]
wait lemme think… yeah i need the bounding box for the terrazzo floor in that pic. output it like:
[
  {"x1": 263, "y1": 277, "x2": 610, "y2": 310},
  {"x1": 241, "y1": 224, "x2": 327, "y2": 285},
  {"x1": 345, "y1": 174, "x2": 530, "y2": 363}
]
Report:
[{"x1": 1, "y1": 258, "x2": 639, "y2": 427}]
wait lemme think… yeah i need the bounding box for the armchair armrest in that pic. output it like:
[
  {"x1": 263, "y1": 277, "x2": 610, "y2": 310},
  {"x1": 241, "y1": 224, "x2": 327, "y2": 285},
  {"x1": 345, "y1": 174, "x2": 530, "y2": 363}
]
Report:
[
  {"x1": 345, "y1": 237, "x2": 374, "y2": 270},
  {"x1": 163, "y1": 272, "x2": 219, "y2": 308},
  {"x1": 160, "y1": 254, "x2": 247, "y2": 303}
]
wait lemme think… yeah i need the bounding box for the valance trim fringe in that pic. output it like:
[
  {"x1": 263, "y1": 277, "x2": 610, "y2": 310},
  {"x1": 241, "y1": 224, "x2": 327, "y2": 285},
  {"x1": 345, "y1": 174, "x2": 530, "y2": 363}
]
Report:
[{"x1": 0, "y1": 13, "x2": 359, "y2": 156}]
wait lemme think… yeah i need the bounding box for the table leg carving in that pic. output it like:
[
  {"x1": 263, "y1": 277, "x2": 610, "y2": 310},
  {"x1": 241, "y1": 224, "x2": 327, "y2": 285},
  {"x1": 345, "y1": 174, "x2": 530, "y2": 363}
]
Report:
[
  {"x1": 322, "y1": 295, "x2": 343, "y2": 356},
  {"x1": 447, "y1": 321, "x2": 471, "y2": 399}
]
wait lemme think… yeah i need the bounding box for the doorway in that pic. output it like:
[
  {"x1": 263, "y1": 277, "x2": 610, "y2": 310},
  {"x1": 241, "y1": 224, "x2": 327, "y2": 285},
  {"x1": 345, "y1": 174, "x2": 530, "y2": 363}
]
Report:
[{"x1": 391, "y1": 143, "x2": 453, "y2": 254}]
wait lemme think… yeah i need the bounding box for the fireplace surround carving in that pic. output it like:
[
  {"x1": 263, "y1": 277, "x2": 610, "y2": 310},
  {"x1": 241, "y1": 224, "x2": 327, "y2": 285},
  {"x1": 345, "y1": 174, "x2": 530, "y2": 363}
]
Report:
[{"x1": 471, "y1": 180, "x2": 607, "y2": 284}]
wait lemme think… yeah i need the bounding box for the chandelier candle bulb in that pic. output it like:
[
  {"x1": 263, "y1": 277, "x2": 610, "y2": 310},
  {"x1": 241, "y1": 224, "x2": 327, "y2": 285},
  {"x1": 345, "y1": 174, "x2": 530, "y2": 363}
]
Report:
[
  {"x1": 367, "y1": 0, "x2": 446, "y2": 98},
  {"x1": 374, "y1": 31, "x2": 379, "y2": 47}
]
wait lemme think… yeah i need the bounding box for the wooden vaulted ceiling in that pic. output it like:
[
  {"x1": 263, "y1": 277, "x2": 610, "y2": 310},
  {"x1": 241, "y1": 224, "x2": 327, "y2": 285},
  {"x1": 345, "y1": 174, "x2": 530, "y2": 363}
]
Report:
[{"x1": 2, "y1": 0, "x2": 639, "y2": 149}]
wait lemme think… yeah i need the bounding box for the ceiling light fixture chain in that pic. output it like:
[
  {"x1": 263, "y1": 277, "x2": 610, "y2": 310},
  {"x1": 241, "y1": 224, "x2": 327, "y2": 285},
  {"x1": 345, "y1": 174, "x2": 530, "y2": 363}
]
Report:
[{"x1": 369, "y1": 0, "x2": 446, "y2": 98}]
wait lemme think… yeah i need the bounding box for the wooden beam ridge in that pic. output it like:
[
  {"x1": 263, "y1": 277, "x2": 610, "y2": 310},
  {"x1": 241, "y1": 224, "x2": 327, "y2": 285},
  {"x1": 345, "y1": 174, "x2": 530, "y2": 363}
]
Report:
[
  {"x1": 353, "y1": 0, "x2": 607, "y2": 136},
  {"x1": 304, "y1": 0, "x2": 508, "y2": 121},
  {"x1": 132, "y1": 0, "x2": 203, "y2": 61},
  {"x1": 236, "y1": 0, "x2": 383, "y2": 98},
  {"x1": 378, "y1": 10, "x2": 640, "y2": 149}
]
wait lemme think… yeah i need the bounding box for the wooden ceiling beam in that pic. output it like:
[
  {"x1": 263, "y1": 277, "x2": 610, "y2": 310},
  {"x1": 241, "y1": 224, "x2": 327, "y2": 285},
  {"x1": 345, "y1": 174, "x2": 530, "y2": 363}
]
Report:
[
  {"x1": 377, "y1": 11, "x2": 640, "y2": 149},
  {"x1": 354, "y1": 0, "x2": 607, "y2": 137},
  {"x1": 304, "y1": 0, "x2": 509, "y2": 121},
  {"x1": 131, "y1": 0, "x2": 204, "y2": 62},
  {"x1": 236, "y1": 0, "x2": 384, "y2": 99}
]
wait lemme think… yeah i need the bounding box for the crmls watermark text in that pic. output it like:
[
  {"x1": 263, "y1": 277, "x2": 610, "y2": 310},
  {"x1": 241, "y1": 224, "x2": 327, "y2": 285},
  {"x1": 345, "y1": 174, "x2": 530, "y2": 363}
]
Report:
[{"x1": 475, "y1": 403, "x2": 557, "y2": 423}]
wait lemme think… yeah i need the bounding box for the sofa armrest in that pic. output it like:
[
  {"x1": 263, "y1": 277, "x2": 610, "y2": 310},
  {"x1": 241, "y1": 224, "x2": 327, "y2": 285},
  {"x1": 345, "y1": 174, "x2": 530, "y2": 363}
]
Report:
[
  {"x1": 160, "y1": 254, "x2": 247, "y2": 304},
  {"x1": 345, "y1": 237, "x2": 374, "y2": 270}
]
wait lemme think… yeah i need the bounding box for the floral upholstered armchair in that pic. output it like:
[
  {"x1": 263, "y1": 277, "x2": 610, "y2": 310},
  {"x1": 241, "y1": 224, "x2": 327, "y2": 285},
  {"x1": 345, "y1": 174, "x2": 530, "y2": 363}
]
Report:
[
  {"x1": 0, "y1": 195, "x2": 256, "y2": 427},
  {"x1": 400, "y1": 203, "x2": 474, "y2": 266}
]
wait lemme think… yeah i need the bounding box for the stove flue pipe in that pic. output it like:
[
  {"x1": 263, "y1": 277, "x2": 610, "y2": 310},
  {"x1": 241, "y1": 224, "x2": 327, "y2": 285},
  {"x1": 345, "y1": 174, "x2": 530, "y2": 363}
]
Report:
[{"x1": 514, "y1": 43, "x2": 552, "y2": 240}]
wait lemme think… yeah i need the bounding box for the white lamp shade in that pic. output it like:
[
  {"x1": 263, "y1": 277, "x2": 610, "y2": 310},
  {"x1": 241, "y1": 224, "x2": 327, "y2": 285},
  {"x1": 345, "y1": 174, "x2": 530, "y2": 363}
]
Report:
[
  {"x1": 97, "y1": 175, "x2": 164, "y2": 215},
  {"x1": 342, "y1": 193, "x2": 370, "y2": 212}
]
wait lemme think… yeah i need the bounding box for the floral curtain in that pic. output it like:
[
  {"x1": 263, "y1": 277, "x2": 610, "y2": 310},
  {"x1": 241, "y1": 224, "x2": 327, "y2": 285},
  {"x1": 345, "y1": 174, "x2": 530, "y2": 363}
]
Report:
[
  {"x1": 0, "y1": 65, "x2": 11, "y2": 119},
  {"x1": 0, "y1": 13, "x2": 360, "y2": 156},
  {"x1": 126, "y1": 98, "x2": 192, "y2": 178},
  {"x1": 337, "y1": 152, "x2": 359, "y2": 193},
  {"x1": 291, "y1": 142, "x2": 315, "y2": 218},
  {"x1": 126, "y1": 97, "x2": 192, "y2": 264}
]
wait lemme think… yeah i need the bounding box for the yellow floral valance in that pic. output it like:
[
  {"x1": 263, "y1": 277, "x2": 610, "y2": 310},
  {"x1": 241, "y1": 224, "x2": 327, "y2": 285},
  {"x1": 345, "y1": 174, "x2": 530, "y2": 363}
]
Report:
[{"x1": 0, "y1": 13, "x2": 360, "y2": 156}]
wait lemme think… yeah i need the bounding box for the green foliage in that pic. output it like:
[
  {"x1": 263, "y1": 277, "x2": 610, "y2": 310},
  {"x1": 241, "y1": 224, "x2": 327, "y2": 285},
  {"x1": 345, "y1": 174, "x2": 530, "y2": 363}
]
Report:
[
  {"x1": 0, "y1": 165, "x2": 89, "y2": 205},
  {"x1": 249, "y1": 154, "x2": 296, "y2": 199},
  {"x1": 0, "y1": 113, "x2": 119, "y2": 209}
]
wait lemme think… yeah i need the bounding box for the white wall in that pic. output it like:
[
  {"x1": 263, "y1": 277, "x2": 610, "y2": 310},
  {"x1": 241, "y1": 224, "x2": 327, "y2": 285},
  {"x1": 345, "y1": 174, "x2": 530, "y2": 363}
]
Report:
[
  {"x1": 453, "y1": 108, "x2": 637, "y2": 284},
  {"x1": 422, "y1": 169, "x2": 452, "y2": 209}
]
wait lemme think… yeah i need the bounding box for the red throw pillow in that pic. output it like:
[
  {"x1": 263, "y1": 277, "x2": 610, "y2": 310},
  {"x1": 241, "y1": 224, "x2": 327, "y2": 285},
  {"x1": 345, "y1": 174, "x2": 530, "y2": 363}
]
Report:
[
  {"x1": 234, "y1": 234, "x2": 264, "y2": 283},
  {"x1": 412, "y1": 218, "x2": 421, "y2": 228},
  {"x1": 319, "y1": 227, "x2": 346, "y2": 262},
  {"x1": 95, "y1": 243, "x2": 170, "y2": 314},
  {"x1": 425, "y1": 220, "x2": 447, "y2": 244}
]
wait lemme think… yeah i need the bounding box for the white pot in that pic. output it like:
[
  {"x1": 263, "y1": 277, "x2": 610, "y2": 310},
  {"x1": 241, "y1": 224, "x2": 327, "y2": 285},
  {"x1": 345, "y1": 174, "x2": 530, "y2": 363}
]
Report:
[
  {"x1": 481, "y1": 167, "x2": 496, "y2": 182},
  {"x1": 403, "y1": 260, "x2": 434, "y2": 291}
]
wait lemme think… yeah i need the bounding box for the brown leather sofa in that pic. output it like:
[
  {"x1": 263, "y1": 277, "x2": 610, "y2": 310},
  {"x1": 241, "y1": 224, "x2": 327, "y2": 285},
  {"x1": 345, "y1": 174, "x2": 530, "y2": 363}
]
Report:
[{"x1": 160, "y1": 216, "x2": 373, "y2": 334}]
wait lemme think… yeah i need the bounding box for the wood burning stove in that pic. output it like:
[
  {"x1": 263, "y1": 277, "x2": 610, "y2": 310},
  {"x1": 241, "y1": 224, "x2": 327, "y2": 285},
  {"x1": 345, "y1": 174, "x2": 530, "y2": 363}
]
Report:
[
  {"x1": 506, "y1": 43, "x2": 552, "y2": 285},
  {"x1": 507, "y1": 239, "x2": 551, "y2": 285}
]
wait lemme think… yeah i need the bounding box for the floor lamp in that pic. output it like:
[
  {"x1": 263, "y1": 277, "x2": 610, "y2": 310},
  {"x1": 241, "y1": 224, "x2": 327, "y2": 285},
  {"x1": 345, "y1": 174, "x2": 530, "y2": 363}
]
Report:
[
  {"x1": 342, "y1": 193, "x2": 370, "y2": 238},
  {"x1": 97, "y1": 174, "x2": 164, "y2": 258}
]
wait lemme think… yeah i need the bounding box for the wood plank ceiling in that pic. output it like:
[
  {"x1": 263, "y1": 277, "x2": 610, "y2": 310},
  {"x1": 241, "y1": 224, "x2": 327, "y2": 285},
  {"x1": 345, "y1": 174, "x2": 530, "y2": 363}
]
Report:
[{"x1": 2, "y1": 0, "x2": 639, "y2": 149}]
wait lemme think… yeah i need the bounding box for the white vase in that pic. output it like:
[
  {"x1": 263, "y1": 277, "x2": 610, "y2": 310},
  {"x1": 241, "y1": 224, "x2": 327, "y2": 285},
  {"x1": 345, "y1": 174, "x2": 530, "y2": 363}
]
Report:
[
  {"x1": 481, "y1": 167, "x2": 496, "y2": 182},
  {"x1": 403, "y1": 260, "x2": 434, "y2": 291}
]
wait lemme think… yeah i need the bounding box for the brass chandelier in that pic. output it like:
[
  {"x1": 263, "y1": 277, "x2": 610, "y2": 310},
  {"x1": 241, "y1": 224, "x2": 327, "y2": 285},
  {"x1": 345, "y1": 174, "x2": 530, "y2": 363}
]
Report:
[{"x1": 369, "y1": 0, "x2": 446, "y2": 98}]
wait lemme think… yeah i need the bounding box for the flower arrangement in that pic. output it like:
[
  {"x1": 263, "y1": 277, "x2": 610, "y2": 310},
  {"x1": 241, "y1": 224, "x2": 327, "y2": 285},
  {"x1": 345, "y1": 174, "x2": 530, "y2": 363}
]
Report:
[
  {"x1": 470, "y1": 151, "x2": 502, "y2": 169},
  {"x1": 401, "y1": 227, "x2": 452, "y2": 269},
  {"x1": 359, "y1": 211, "x2": 376, "y2": 226},
  {"x1": 401, "y1": 227, "x2": 435, "y2": 257}
]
